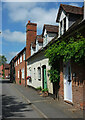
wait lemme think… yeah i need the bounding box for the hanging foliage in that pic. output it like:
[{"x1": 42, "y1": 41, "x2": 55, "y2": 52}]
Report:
[{"x1": 45, "y1": 33, "x2": 85, "y2": 83}]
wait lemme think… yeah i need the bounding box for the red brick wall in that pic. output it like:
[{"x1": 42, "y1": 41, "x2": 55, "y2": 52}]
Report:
[
  {"x1": 71, "y1": 62, "x2": 85, "y2": 109},
  {"x1": 59, "y1": 61, "x2": 85, "y2": 109},
  {"x1": 15, "y1": 53, "x2": 26, "y2": 86},
  {"x1": 26, "y1": 21, "x2": 37, "y2": 59},
  {"x1": 59, "y1": 60, "x2": 64, "y2": 100},
  {"x1": 0, "y1": 65, "x2": 3, "y2": 78},
  {"x1": 4, "y1": 69, "x2": 10, "y2": 79},
  {"x1": 0, "y1": 64, "x2": 10, "y2": 79}
]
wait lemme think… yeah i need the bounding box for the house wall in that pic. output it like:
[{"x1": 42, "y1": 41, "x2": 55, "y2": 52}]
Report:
[
  {"x1": 59, "y1": 60, "x2": 64, "y2": 99},
  {"x1": 10, "y1": 61, "x2": 15, "y2": 82},
  {"x1": 4, "y1": 68, "x2": 10, "y2": 79},
  {"x1": 71, "y1": 62, "x2": 85, "y2": 109},
  {"x1": 59, "y1": 61, "x2": 85, "y2": 109},
  {"x1": 27, "y1": 51, "x2": 53, "y2": 94},
  {"x1": 43, "y1": 29, "x2": 57, "y2": 47},
  {"x1": 15, "y1": 51, "x2": 26, "y2": 86},
  {"x1": 0, "y1": 65, "x2": 3, "y2": 78}
]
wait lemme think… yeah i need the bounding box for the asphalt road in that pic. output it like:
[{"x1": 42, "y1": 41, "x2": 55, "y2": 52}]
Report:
[
  {"x1": 1, "y1": 79, "x2": 84, "y2": 120},
  {"x1": 2, "y1": 79, "x2": 45, "y2": 119}
]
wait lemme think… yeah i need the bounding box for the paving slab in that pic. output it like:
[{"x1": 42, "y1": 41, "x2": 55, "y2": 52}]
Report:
[{"x1": 13, "y1": 83, "x2": 84, "y2": 119}]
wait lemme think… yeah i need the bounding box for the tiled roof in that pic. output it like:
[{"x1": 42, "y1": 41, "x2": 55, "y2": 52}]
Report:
[
  {"x1": 56, "y1": 4, "x2": 83, "y2": 22},
  {"x1": 42, "y1": 25, "x2": 59, "y2": 35}
]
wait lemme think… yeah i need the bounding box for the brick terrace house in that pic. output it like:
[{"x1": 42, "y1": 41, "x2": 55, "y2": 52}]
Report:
[
  {"x1": 0, "y1": 64, "x2": 10, "y2": 79},
  {"x1": 26, "y1": 24, "x2": 58, "y2": 94},
  {"x1": 4, "y1": 64, "x2": 10, "y2": 79},
  {"x1": 10, "y1": 56, "x2": 16, "y2": 82},
  {"x1": 0, "y1": 65, "x2": 3, "y2": 78},
  {"x1": 55, "y1": 4, "x2": 85, "y2": 109},
  {"x1": 14, "y1": 47, "x2": 26, "y2": 86}
]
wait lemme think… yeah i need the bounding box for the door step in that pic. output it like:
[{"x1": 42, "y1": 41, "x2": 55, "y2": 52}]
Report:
[{"x1": 64, "y1": 100, "x2": 73, "y2": 105}]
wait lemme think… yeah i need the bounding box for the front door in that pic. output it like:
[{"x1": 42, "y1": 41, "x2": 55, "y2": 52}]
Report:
[
  {"x1": 42, "y1": 66, "x2": 47, "y2": 89},
  {"x1": 44, "y1": 67, "x2": 47, "y2": 89},
  {"x1": 19, "y1": 69, "x2": 21, "y2": 84},
  {"x1": 63, "y1": 61, "x2": 72, "y2": 103}
]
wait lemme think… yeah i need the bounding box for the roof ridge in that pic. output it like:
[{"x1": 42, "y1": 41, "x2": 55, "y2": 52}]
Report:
[
  {"x1": 44, "y1": 24, "x2": 58, "y2": 27},
  {"x1": 61, "y1": 4, "x2": 82, "y2": 9}
]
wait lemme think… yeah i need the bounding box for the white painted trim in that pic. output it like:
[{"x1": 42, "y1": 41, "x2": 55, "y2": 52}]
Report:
[{"x1": 66, "y1": 15, "x2": 69, "y2": 31}]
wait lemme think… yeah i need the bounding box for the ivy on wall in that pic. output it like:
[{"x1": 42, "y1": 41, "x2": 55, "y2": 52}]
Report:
[{"x1": 45, "y1": 33, "x2": 85, "y2": 83}]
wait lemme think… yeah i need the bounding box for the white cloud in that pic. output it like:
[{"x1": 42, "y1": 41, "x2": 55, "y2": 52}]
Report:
[
  {"x1": 3, "y1": 29, "x2": 26, "y2": 43},
  {"x1": 69, "y1": 3, "x2": 80, "y2": 7},
  {"x1": 3, "y1": 3, "x2": 58, "y2": 29},
  {"x1": 30, "y1": 7, "x2": 58, "y2": 29},
  {"x1": 6, "y1": 51, "x2": 19, "y2": 63},
  {"x1": 9, "y1": 8, "x2": 29, "y2": 22},
  {"x1": 3, "y1": 2, "x2": 37, "y2": 12},
  {"x1": 9, "y1": 51, "x2": 19, "y2": 57}
]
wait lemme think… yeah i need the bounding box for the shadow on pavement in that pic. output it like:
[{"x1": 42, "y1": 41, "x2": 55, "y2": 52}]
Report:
[
  {"x1": 1, "y1": 79, "x2": 12, "y2": 84},
  {"x1": 2, "y1": 94, "x2": 32, "y2": 118}
]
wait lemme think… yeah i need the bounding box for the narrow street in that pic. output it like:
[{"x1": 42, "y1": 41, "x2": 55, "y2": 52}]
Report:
[
  {"x1": 2, "y1": 79, "x2": 83, "y2": 119},
  {"x1": 2, "y1": 79, "x2": 45, "y2": 119}
]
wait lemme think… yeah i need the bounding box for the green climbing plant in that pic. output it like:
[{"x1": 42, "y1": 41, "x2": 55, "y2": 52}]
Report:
[{"x1": 45, "y1": 33, "x2": 85, "y2": 83}]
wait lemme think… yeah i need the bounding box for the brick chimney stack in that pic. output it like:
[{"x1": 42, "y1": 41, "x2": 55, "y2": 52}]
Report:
[{"x1": 26, "y1": 20, "x2": 37, "y2": 59}]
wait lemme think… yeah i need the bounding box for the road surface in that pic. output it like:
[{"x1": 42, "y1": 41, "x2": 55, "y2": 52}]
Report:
[{"x1": 1, "y1": 79, "x2": 84, "y2": 120}]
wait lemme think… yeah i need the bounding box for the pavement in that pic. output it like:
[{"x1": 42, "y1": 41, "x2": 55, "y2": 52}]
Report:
[{"x1": 1, "y1": 79, "x2": 84, "y2": 120}]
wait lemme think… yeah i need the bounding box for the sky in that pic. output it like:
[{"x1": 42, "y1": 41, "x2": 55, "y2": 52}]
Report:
[{"x1": 0, "y1": 1, "x2": 84, "y2": 63}]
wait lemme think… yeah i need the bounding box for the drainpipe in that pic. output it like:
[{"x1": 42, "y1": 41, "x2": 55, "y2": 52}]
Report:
[{"x1": 24, "y1": 50, "x2": 27, "y2": 87}]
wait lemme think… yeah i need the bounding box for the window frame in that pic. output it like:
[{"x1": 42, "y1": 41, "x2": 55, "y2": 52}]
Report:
[
  {"x1": 18, "y1": 58, "x2": 19, "y2": 64},
  {"x1": 23, "y1": 51, "x2": 25, "y2": 61},
  {"x1": 37, "y1": 67, "x2": 41, "y2": 81},
  {"x1": 20, "y1": 55, "x2": 22, "y2": 63},
  {"x1": 22, "y1": 68, "x2": 24, "y2": 79},
  {"x1": 18, "y1": 70, "x2": 19, "y2": 78},
  {"x1": 64, "y1": 17, "x2": 66, "y2": 33}
]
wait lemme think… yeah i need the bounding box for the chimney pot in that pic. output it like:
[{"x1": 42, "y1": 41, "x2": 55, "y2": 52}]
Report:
[{"x1": 28, "y1": 20, "x2": 30, "y2": 23}]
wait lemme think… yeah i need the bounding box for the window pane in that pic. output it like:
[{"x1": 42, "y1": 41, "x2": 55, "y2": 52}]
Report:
[
  {"x1": 22, "y1": 68, "x2": 24, "y2": 79},
  {"x1": 60, "y1": 21, "x2": 62, "y2": 35},
  {"x1": 64, "y1": 17, "x2": 66, "y2": 33},
  {"x1": 18, "y1": 71, "x2": 19, "y2": 78}
]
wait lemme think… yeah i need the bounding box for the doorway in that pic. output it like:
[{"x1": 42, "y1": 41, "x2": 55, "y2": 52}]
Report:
[
  {"x1": 63, "y1": 61, "x2": 72, "y2": 103},
  {"x1": 19, "y1": 69, "x2": 21, "y2": 84},
  {"x1": 42, "y1": 65, "x2": 47, "y2": 89}
]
